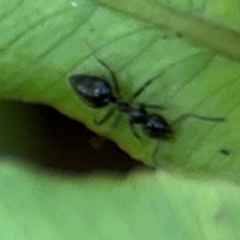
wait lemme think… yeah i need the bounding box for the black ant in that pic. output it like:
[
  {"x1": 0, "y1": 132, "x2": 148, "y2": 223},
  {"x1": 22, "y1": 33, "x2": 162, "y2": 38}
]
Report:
[
  {"x1": 69, "y1": 57, "x2": 173, "y2": 139},
  {"x1": 69, "y1": 56, "x2": 225, "y2": 158}
]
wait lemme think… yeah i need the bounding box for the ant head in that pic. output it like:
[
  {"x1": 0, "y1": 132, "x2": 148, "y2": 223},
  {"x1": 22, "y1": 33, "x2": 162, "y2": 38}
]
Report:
[
  {"x1": 143, "y1": 114, "x2": 173, "y2": 139},
  {"x1": 69, "y1": 74, "x2": 115, "y2": 108}
]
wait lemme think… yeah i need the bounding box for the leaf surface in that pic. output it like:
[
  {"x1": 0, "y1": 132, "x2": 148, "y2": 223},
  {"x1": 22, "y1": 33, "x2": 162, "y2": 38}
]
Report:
[
  {"x1": 0, "y1": 161, "x2": 240, "y2": 239},
  {"x1": 0, "y1": 0, "x2": 239, "y2": 180}
]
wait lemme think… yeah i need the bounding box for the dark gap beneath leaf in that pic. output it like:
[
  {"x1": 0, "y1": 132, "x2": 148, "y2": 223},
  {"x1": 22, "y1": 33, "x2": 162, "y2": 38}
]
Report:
[{"x1": 0, "y1": 101, "x2": 146, "y2": 175}]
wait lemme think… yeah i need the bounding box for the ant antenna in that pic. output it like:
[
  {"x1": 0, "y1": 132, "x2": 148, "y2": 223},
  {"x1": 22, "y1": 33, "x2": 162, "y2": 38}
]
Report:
[
  {"x1": 173, "y1": 112, "x2": 226, "y2": 126},
  {"x1": 85, "y1": 40, "x2": 121, "y2": 97},
  {"x1": 152, "y1": 112, "x2": 226, "y2": 161}
]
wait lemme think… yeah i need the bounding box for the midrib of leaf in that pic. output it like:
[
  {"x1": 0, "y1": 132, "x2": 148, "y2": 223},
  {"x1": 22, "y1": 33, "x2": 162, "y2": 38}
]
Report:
[{"x1": 91, "y1": 0, "x2": 240, "y2": 62}]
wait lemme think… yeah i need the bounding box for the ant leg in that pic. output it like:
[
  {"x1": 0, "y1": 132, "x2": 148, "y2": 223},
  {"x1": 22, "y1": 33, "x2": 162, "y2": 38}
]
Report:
[
  {"x1": 94, "y1": 107, "x2": 115, "y2": 125},
  {"x1": 112, "y1": 112, "x2": 122, "y2": 129},
  {"x1": 173, "y1": 113, "x2": 226, "y2": 126},
  {"x1": 85, "y1": 40, "x2": 121, "y2": 97},
  {"x1": 129, "y1": 121, "x2": 141, "y2": 140},
  {"x1": 131, "y1": 76, "x2": 158, "y2": 101},
  {"x1": 152, "y1": 141, "x2": 160, "y2": 163},
  {"x1": 94, "y1": 57, "x2": 121, "y2": 98}
]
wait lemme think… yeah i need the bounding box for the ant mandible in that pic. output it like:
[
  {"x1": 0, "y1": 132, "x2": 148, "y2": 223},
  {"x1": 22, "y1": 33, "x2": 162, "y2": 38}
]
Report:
[{"x1": 69, "y1": 55, "x2": 225, "y2": 158}]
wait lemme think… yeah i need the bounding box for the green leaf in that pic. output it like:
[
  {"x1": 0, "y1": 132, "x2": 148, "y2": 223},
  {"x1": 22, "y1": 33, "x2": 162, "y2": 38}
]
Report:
[
  {"x1": 0, "y1": 161, "x2": 240, "y2": 239},
  {"x1": 0, "y1": 0, "x2": 239, "y2": 180}
]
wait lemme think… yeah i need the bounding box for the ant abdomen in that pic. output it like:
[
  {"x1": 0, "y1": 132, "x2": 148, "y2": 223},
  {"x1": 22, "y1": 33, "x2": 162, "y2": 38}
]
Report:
[
  {"x1": 69, "y1": 74, "x2": 115, "y2": 108},
  {"x1": 117, "y1": 100, "x2": 148, "y2": 124}
]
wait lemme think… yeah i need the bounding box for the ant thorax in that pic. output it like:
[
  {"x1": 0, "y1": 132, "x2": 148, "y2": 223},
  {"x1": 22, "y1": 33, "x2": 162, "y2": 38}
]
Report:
[
  {"x1": 116, "y1": 99, "x2": 148, "y2": 124},
  {"x1": 116, "y1": 99, "x2": 132, "y2": 113}
]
